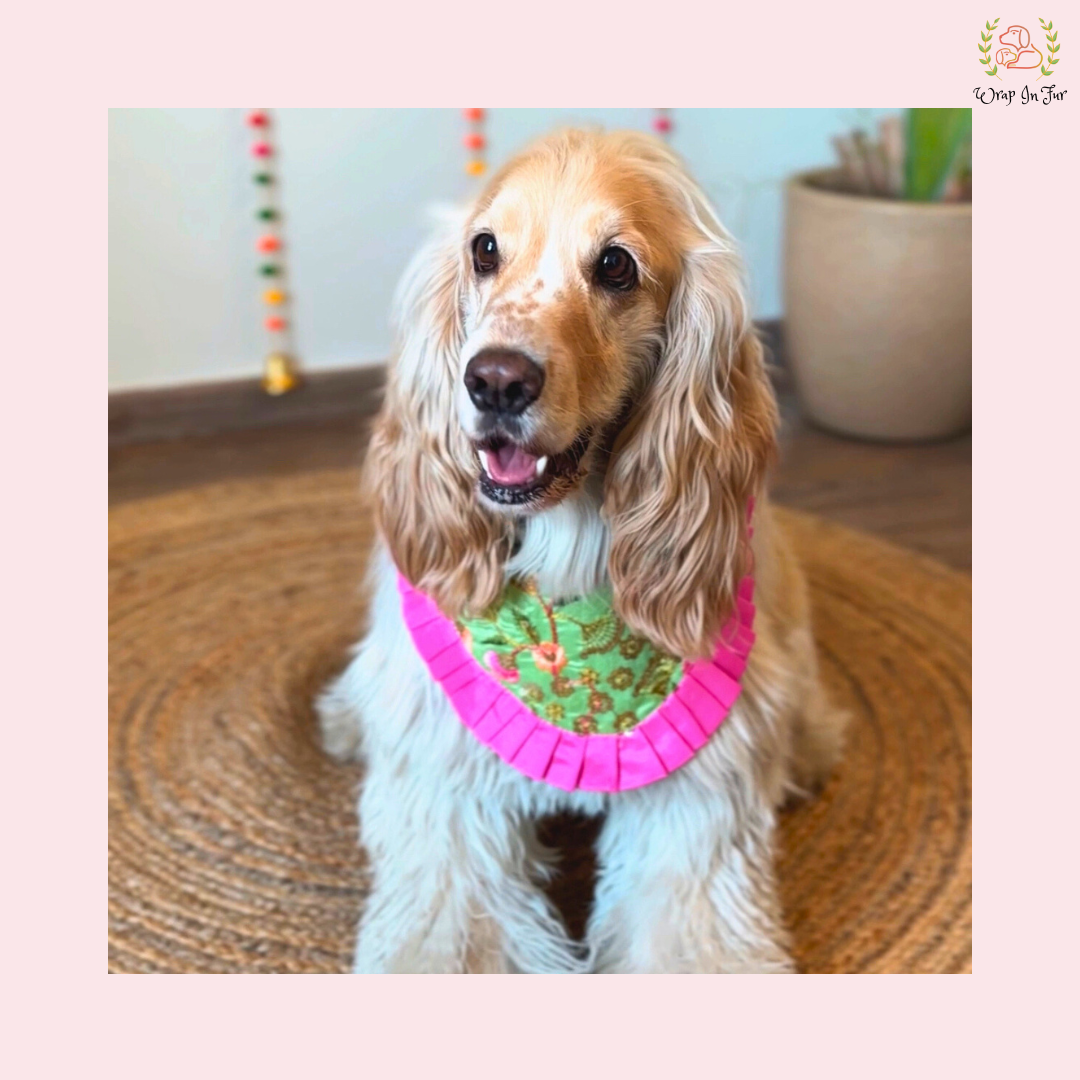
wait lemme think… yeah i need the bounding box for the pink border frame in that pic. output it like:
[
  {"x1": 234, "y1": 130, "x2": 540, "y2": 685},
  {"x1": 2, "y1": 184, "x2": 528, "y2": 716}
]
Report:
[{"x1": 398, "y1": 573, "x2": 756, "y2": 792}]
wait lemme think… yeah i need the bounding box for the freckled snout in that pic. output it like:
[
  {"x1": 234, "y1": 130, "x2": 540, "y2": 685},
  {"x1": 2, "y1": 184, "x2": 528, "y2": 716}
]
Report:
[{"x1": 464, "y1": 349, "x2": 545, "y2": 417}]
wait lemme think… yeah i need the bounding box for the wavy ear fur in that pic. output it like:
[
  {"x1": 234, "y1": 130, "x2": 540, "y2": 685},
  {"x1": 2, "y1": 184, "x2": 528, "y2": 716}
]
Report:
[
  {"x1": 367, "y1": 210, "x2": 511, "y2": 616},
  {"x1": 604, "y1": 192, "x2": 778, "y2": 660}
]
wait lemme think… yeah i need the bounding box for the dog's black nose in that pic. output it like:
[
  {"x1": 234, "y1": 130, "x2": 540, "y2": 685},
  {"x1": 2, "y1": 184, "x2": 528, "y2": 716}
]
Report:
[{"x1": 464, "y1": 349, "x2": 544, "y2": 416}]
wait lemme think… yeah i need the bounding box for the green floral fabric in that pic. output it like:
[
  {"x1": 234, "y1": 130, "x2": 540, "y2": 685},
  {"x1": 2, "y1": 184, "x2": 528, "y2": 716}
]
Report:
[{"x1": 455, "y1": 579, "x2": 685, "y2": 735}]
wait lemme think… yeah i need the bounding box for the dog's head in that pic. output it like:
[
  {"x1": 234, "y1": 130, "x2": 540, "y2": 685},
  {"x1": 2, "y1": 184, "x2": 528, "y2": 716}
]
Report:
[
  {"x1": 999, "y1": 25, "x2": 1028, "y2": 50},
  {"x1": 369, "y1": 129, "x2": 777, "y2": 657}
]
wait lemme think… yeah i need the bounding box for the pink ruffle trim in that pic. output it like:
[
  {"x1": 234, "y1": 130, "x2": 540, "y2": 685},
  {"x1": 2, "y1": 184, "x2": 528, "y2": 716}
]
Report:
[{"x1": 398, "y1": 569, "x2": 757, "y2": 792}]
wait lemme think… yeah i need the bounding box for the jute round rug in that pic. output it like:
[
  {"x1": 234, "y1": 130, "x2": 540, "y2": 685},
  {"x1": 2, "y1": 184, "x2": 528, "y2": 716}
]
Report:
[{"x1": 109, "y1": 469, "x2": 971, "y2": 973}]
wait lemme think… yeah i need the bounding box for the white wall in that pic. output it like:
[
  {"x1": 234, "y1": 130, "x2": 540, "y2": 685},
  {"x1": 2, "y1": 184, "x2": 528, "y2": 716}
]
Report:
[{"x1": 109, "y1": 108, "x2": 894, "y2": 390}]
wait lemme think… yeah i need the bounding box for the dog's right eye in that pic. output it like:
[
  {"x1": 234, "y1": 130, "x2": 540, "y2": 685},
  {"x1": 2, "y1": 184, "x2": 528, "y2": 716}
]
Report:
[{"x1": 472, "y1": 233, "x2": 499, "y2": 276}]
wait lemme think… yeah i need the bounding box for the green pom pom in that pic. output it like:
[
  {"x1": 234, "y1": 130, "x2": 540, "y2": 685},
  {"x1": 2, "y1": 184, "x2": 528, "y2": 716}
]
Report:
[
  {"x1": 259, "y1": 264, "x2": 280, "y2": 276},
  {"x1": 253, "y1": 173, "x2": 273, "y2": 185},
  {"x1": 257, "y1": 208, "x2": 277, "y2": 220}
]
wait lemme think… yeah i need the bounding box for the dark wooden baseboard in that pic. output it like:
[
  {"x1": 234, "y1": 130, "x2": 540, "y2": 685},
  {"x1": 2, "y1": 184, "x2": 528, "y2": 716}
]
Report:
[
  {"x1": 109, "y1": 364, "x2": 387, "y2": 447},
  {"x1": 108, "y1": 321, "x2": 785, "y2": 447}
]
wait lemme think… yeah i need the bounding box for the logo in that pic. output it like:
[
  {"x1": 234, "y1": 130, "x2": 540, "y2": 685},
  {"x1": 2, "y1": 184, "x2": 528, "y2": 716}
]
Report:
[{"x1": 978, "y1": 17, "x2": 1061, "y2": 80}]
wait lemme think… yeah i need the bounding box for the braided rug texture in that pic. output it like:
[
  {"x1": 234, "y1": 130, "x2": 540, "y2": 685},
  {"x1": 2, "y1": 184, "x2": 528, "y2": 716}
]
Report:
[{"x1": 108, "y1": 469, "x2": 971, "y2": 973}]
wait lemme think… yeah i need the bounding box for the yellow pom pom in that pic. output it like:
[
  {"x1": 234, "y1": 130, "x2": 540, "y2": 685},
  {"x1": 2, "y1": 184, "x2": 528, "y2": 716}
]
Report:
[
  {"x1": 465, "y1": 159, "x2": 486, "y2": 176},
  {"x1": 262, "y1": 353, "x2": 299, "y2": 395},
  {"x1": 262, "y1": 288, "x2": 285, "y2": 305}
]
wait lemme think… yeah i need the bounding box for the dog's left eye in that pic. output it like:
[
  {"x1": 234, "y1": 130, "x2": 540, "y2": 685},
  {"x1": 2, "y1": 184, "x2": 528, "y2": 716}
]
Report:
[
  {"x1": 595, "y1": 246, "x2": 638, "y2": 291},
  {"x1": 472, "y1": 233, "x2": 499, "y2": 275}
]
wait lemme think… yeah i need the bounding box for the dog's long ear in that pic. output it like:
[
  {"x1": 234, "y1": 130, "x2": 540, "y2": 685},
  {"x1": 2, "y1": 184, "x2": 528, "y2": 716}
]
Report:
[
  {"x1": 1016, "y1": 25, "x2": 1029, "y2": 47},
  {"x1": 604, "y1": 195, "x2": 778, "y2": 660},
  {"x1": 367, "y1": 209, "x2": 511, "y2": 616}
]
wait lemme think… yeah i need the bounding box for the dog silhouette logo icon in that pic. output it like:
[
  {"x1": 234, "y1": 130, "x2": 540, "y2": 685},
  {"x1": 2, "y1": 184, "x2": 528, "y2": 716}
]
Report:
[
  {"x1": 996, "y1": 25, "x2": 1043, "y2": 68},
  {"x1": 978, "y1": 17, "x2": 1061, "y2": 80}
]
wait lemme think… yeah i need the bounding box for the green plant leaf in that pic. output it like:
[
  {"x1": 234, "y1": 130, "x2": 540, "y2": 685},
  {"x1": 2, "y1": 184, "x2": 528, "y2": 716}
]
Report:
[{"x1": 904, "y1": 109, "x2": 973, "y2": 202}]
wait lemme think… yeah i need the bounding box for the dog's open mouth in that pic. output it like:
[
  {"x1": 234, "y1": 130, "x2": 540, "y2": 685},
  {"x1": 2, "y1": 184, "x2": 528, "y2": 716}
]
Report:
[{"x1": 475, "y1": 430, "x2": 591, "y2": 506}]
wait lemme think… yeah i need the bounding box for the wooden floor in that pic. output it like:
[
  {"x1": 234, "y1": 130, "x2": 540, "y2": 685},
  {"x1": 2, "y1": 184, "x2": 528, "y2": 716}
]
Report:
[{"x1": 109, "y1": 372, "x2": 971, "y2": 571}]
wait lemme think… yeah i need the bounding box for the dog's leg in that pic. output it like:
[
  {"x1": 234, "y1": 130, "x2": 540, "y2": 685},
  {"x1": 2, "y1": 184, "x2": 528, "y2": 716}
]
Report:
[
  {"x1": 789, "y1": 675, "x2": 848, "y2": 798},
  {"x1": 587, "y1": 777, "x2": 793, "y2": 973},
  {"x1": 316, "y1": 572, "x2": 386, "y2": 764},
  {"x1": 334, "y1": 547, "x2": 585, "y2": 974},
  {"x1": 353, "y1": 761, "x2": 586, "y2": 973},
  {"x1": 316, "y1": 643, "x2": 372, "y2": 763},
  {"x1": 783, "y1": 626, "x2": 849, "y2": 800}
]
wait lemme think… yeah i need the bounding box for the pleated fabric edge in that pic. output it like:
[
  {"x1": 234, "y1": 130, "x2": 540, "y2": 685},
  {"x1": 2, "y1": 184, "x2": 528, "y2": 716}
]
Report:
[{"x1": 398, "y1": 573, "x2": 756, "y2": 793}]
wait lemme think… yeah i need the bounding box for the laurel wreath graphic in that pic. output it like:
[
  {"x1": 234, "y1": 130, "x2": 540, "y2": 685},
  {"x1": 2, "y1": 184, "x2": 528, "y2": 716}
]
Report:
[
  {"x1": 1038, "y1": 18, "x2": 1060, "y2": 80},
  {"x1": 979, "y1": 18, "x2": 1002, "y2": 79}
]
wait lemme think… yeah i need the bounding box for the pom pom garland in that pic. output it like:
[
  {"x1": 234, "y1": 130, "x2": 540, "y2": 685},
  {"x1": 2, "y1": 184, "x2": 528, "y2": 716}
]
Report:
[
  {"x1": 463, "y1": 108, "x2": 487, "y2": 177},
  {"x1": 244, "y1": 109, "x2": 299, "y2": 395}
]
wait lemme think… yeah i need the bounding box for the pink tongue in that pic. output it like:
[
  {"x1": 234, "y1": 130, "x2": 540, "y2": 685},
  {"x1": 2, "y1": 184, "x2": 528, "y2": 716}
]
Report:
[{"x1": 489, "y1": 444, "x2": 538, "y2": 485}]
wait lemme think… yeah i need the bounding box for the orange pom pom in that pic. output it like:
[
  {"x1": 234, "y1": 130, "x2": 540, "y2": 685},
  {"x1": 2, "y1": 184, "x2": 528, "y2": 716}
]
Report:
[
  {"x1": 465, "y1": 159, "x2": 486, "y2": 176},
  {"x1": 257, "y1": 235, "x2": 281, "y2": 253},
  {"x1": 265, "y1": 316, "x2": 287, "y2": 331},
  {"x1": 262, "y1": 289, "x2": 285, "y2": 305},
  {"x1": 464, "y1": 132, "x2": 485, "y2": 150},
  {"x1": 462, "y1": 108, "x2": 484, "y2": 122}
]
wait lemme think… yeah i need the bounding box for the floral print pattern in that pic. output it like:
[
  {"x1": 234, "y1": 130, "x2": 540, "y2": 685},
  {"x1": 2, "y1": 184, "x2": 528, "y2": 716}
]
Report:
[
  {"x1": 457, "y1": 577, "x2": 685, "y2": 735},
  {"x1": 484, "y1": 651, "x2": 519, "y2": 682}
]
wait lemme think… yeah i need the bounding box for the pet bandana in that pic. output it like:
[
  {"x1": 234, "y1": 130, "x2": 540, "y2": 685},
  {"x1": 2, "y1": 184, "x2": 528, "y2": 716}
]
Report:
[
  {"x1": 398, "y1": 559, "x2": 757, "y2": 793},
  {"x1": 399, "y1": 501, "x2": 755, "y2": 792}
]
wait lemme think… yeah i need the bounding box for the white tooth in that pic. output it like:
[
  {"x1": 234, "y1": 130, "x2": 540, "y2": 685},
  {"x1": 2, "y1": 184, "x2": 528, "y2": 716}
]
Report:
[
  {"x1": 535, "y1": 456, "x2": 548, "y2": 477},
  {"x1": 478, "y1": 450, "x2": 492, "y2": 477}
]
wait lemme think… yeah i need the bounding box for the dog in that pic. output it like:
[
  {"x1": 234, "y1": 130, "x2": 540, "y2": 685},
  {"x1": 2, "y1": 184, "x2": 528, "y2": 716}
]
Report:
[
  {"x1": 997, "y1": 25, "x2": 1043, "y2": 69},
  {"x1": 318, "y1": 129, "x2": 847, "y2": 973}
]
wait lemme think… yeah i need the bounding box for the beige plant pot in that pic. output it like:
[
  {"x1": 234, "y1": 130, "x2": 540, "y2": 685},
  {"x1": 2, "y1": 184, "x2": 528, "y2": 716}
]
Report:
[{"x1": 783, "y1": 170, "x2": 971, "y2": 441}]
